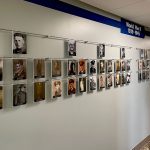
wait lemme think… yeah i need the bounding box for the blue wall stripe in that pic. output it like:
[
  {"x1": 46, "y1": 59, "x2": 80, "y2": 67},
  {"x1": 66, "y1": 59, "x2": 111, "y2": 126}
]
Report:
[
  {"x1": 25, "y1": 0, "x2": 121, "y2": 28},
  {"x1": 25, "y1": 0, "x2": 150, "y2": 37}
]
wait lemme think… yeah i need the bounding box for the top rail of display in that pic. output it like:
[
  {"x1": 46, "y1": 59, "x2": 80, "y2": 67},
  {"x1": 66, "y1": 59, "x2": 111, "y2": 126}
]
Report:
[
  {"x1": 25, "y1": 0, "x2": 150, "y2": 38},
  {"x1": 1, "y1": 27, "x2": 149, "y2": 51}
]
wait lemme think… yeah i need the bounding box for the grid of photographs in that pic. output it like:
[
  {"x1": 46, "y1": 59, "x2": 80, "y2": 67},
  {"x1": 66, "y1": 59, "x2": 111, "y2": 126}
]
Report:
[
  {"x1": 138, "y1": 49, "x2": 150, "y2": 81},
  {"x1": 13, "y1": 84, "x2": 27, "y2": 106}
]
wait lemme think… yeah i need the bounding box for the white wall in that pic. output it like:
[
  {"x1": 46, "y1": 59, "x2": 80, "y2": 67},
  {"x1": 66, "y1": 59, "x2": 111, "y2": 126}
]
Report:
[{"x1": 0, "y1": 0, "x2": 150, "y2": 150}]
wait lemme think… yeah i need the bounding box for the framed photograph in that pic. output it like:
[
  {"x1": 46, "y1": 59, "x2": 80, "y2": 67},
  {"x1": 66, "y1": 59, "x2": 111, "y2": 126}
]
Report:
[
  {"x1": 13, "y1": 84, "x2": 27, "y2": 106},
  {"x1": 89, "y1": 59, "x2": 97, "y2": 75},
  {"x1": 52, "y1": 60, "x2": 62, "y2": 77},
  {"x1": 140, "y1": 49, "x2": 145, "y2": 59},
  {"x1": 78, "y1": 59, "x2": 87, "y2": 75},
  {"x1": 0, "y1": 86, "x2": 3, "y2": 109},
  {"x1": 34, "y1": 59, "x2": 45, "y2": 79},
  {"x1": 114, "y1": 60, "x2": 120, "y2": 72},
  {"x1": 144, "y1": 50, "x2": 148, "y2": 59},
  {"x1": 146, "y1": 71, "x2": 150, "y2": 80},
  {"x1": 34, "y1": 82, "x2": 45, "y2": 102},
  {"x1": 79, "y1": 77, "x2": 86, "y2": 93},
  {"x1": 52, "y1": 80, "x2": 62, "y2": 98},
  {"x1": 142, "y1": 60, "x2": 146, "y2": 70},
  {"x1": 121, "y1": 73, "x2": 126, "y2": 85},
  {"x1": 68, "y1": 40, "x2": 76, "y2": 56},
  {"x1": 89, "y1": 76, "x2": 97, "y2": 91},
  {"x1": 146, "y1": 60, "x2": 150, "y2": 69},
  {"x1": 107, "y1": 60, "x2": 112, "y2": 73},
  {"x1": 120, "y1": 47, "x2": 125, "y2": 59},
  {"x1": 138, "y1": 71, "x2": 142, "y2": 81},
  {"x1": 126, "y1": 72, "x2": 131, "y2": 84},
  {"x1": 13, "y1": 32, "x2": 27, "y2": 54},
  {"x1": 13, "y1": 59, "x2": 26, "y2": 80},
  {"x1": 99, "y1": 60, "x2": 105, "y2": 73},
  {"x1": 68, "y1": 60, "x2": 76, "y2": 76},
  {"x1": 126, "y1": 60, "x2": 131, "y2": 71},
  {"x1": 138, "y1": 60, "x2": 143, "y2": 70},
  {"x1": 114, "y1": 73, "x2": 120, "y2": 87},
  {"x1": 97, "y1": 44, "x2": 105, "y2": 58},
  {"x1": 121, "y1": 60, "x2": 126, "y2": 72},
  {"x1": 68, "y1": 78, "x2": 76, "y2": 95},
  {"x1": 99, "y1": 74, "x2": 105, "y2": 89},
  {"x1": 142, "y1": 71, "x2": 146, "y2": 80},
  {"x1": 0, "y1": 59, "x2": 3, "y2": 81},
  {"x1": 106, "y1": 74, "x2": 112, "y2": 88}
]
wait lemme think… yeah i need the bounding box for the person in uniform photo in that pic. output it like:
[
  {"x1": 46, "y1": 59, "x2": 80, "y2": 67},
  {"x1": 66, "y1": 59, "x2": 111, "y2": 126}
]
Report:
[
  {"x1": 120, "y1": 47, "x2": 125, "y2": 59},
  {"x1": 13, "y1": 84, "x2": 27, "y2": 106},
  {"x1": 52, "y1": 60, "x2": 61, "y2": 77},
  {"x1": 68, "y1": 78, "x2": 76, "y2": 95},
  {"x1": 99, "y1": 60, "x2": 105, "y2": 73},
  {"x1": 13, "y1": 32, "x2": 27, "y2": 54},
  {"x1": 97, "y1": 44, "x2": 105, "y2": 58},
  {"x1": 89, "y1": 76, "x2": 96, "y2": 91},
  {"x1": 89, "y1": 60, "x2": 96, "y2": 75},
  {"x1": 13, "y1": 59, "x2": 26, "y2": 80},
  {"x1": 52, "y1": 80, "x2": 62, "y2": 98},
  {"x1": 107, "y1": 60, "x2": 112, "y2": 72},
  {"x1": 68, "y1": 40, "x2": 76, "y2": 56},
  {"x1": 68, "y1": 60, "x2": 76, "y2": 76},
  {"x1": 78, "y1": 59, "x2": 86, "y2": 75}
]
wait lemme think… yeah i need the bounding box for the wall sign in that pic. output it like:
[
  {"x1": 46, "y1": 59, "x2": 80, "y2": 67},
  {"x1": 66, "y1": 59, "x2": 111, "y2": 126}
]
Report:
[{"x1": 121, "y1": 18, "x2": 145, "y2": 38}]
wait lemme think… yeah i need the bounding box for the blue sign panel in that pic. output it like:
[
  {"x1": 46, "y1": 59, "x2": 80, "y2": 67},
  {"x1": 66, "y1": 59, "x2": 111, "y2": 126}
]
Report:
[{"x1": 121, "y1": 18, "x2": 145, "y2": 38}]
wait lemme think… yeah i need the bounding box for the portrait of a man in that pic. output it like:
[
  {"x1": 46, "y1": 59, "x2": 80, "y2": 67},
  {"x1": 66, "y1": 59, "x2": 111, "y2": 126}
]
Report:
[
  {"x1": 120, "y1": 47, "x2": 125, "y2": 59},
  {"x1": 68, "y1": 60, "x2": 76, "y2": 76},
  {"x1": 52, "y1": 60, "x2": 61, "y2": 77},
  {"x1": 89, "y1": 59, "x2": 97, "y2": 75},
  {"x1": 34, "y1": 82, "x2": 45, "y2": 102},
  {"x1": 34, "y1": 59, "x2": 45, "y2": 79},
  {"x1": 13, "y1": 84, "x2": 27, "y2": 106},
  {"x1": 68, "y1": 78, "x2": 76, "y2": 95},
  {"x1": 89, "y1": 76, "x2": 97, "y2": 91},
  {"x1": 13, "y1": 32, "x2": 27, "y2": 54},
  {"x1": 78, "y1": 59, "x2": 87, "y2": 75},
  {"x1": 107, "y1": 60, "x2": 112, "y2": 73},
  {"x1": 13, "y1": 59, "x2": 26, "y2": 80},
  {"x1": 126, "y1": 60, "x2": 131, "y2": 71},
  {"x1": 97, "y1": 44, "x2": 105, "y2": 58},
  {"x1": 52, "y1": 80, "x2": 62, "y2": 98},
  {"x1": 99, "y1": 60, "x2": 105, "y2": 73},
  {"x1": 68, "y1": 40, "x2": 76, "y2": 56}
]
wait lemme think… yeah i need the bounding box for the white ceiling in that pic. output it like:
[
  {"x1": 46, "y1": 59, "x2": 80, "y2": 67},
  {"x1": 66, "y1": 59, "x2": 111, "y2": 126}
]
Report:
[{"x1": 79, "y1": 0, "x2": 150, "y2": 28}]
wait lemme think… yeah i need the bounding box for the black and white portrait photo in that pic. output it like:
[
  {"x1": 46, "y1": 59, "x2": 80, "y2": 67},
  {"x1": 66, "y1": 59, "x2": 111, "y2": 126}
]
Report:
[
  {"x1": 121, "y1": 60, "x2": 126, "y2": 72},
  {"x1": 107, "y1": 60, "x2": 112, "y2": 73},
  {"x1": 120, "y1": 47, "x2": 125, "y2": 59},
  {"x1": 121, "y1": 73, "x2": 126, "y2": 85},
  {"x1": 13, "y1": 32, "x2": 27, "y2": 54},
  {"x1": 89, "y1": 76, "x2": 97, "y2": 91},
  {"x1": 97, "y1": 44, "x2": 105, "y2": 58},
  {"x1": 68, "y1": 40, "x2": 76, "y2": 56},
  {"x1": 106, "y1": 74, "x2": 112, "y2": 88},
  {"x1": 89, "y1": 59, "x2": 97, "y2": 75},
  {"x1": 99, "y1": 60, "x2": 105, "y2": 73},
  {"x1": 13, "y1": 84, "x2": 27, "y2": 106},
  {"x1": 140, "y1": 49, "x2": 145, "y2": 59},
  {"x1": 126, "y1": 72, "x2": 131, "y2": 84},
  {"x1": 126, "y1": 60, "x2": 131, "y2": 71},
  {"x1": 68, "y1": 60, "x2": 76, "y2": 76}
]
